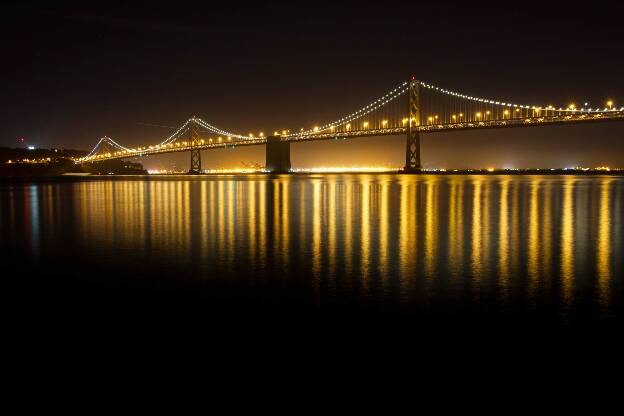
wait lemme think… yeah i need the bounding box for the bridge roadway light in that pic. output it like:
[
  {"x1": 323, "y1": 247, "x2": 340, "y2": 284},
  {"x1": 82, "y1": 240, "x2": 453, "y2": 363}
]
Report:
[
  {"x1": 363, "y1": 122, "x2": 369, "y2": 128},
  {"x1": 313, "y1": 126, "x2": 319, "y2": 132},
  {"x1": 382, "y1": 120, "x2": 388, "y2": 127},
  {"x1": 346, "y1": 123, "x2": 351, "y2": 130}
]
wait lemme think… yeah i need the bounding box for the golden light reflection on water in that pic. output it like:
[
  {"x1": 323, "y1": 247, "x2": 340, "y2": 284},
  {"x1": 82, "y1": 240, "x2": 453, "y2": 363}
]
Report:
[
  {"x1": 280, "y1": 179, "x2": 290, "y2": 273},
  {"x1": 471, "y1": 178, "x2": 483, "y2": 292},
  {"x1": 448, "y1": 179, "x2": 464, "y2": 285},
  {"x1": 312, "y1": 179, "x2": 322, "y2": 284},
  {"x1": 423, "y1": 177, "x2": 438, "y2": 280},
  {"x1": 541, "y1": 181, "x2": 552, "y2": 289},
  {"x1": 528, "y1": 179, "x2": 541, "y2": 299},
  {"x1": 1, "y1": 176, "x2": 621, "y2": 314},
  {"x1": 398, "y1": 176, "x2": 418, "y2": 296},
  {"x1": 360, "y1": 176, "x2": 371, "y2": 285},
  {"x1": 561, "y1": 179, "x2": 575, "y2": 306},
  {"x1": 597, "y1": 179, "x2": 612, "y2": 312},
  {"x1": 498, "y1": 179, "x2": 510, "y2": 301}
]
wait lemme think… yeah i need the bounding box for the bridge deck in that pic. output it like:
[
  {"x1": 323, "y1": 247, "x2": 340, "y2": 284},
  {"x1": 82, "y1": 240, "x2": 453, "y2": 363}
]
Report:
[{"x1": 81, "y1": 111, "x2": 624, "y2": 162}]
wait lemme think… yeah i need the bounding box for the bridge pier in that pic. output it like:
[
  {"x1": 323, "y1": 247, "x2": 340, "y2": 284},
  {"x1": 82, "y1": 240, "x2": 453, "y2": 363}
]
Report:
[
  {"x1": 189, "y1": 148, "x2": 202, "y2": 174},
  {"x1": 265, "y1": 136, "x2": 291, "y2": 173},
  {"x1": 404, "y1": 132, "x2": 422, "y2": 172}
]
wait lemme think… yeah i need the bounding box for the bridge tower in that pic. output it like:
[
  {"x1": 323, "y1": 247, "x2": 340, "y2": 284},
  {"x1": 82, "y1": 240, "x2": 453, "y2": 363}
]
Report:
[
  {"x1": 265, "y1": 135, "x2": 291, "y2": 173},
  {"x1": 189, "y1": 119, "x2": 202, "y2": 174},
  {"x1": 404, "y1": 78, "x2": 422, "y2": 172}
]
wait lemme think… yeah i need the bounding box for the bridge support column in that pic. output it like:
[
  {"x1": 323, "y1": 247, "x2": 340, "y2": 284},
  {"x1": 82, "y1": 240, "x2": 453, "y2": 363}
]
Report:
[
  {"x1": 265, "y1": 136, "x2": 291, "y2": 173},
  {"x1": 189, "y1": 148, "x2": 202, "y2": 174},
  {"x1": 404, "y1": 78, "x2": 422, "y2": 173},
  {"x1": 404, "y1": 132, "x2": 421, "y2": 172}
]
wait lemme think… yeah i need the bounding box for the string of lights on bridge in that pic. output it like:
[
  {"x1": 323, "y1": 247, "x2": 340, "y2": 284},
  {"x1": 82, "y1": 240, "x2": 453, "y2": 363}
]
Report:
[
  {"x1": 420, "y1": 81, "x2": 619, "y2": 115},
  {"x1": 78, "y1": 78, "x2": 622, "y2": 162},
  {"x1": 285, "y1": 81, "x2": 410, "y2": 138}
]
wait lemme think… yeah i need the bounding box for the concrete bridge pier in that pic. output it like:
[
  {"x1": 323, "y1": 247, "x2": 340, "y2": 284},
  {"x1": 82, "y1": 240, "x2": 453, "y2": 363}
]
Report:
[{"x1": 265, "y1": 136, "x2": 291, "y2": 173}]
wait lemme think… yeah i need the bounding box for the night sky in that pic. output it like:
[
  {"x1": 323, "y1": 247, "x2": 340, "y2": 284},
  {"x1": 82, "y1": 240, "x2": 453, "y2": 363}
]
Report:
[{"x1": 2, "y1": 1, "x2": 623, "y2": 169}]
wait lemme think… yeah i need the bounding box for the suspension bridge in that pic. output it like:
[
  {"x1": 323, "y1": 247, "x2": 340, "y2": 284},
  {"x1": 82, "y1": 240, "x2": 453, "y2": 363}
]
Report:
[{"x1": 78, "y1": 78, "x2": 624, "y2": 173}]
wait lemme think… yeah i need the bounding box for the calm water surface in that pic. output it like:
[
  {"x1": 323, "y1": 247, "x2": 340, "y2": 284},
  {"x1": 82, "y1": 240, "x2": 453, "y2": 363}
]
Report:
[{"x1": 1, "y1": 174, "x2": 622, "y2": 326}]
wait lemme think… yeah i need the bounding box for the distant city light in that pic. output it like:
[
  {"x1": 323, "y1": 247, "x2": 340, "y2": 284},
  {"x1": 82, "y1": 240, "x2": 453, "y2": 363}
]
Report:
[{"x1": 27, "y1": 146, "x2": 35, "y2": 150}]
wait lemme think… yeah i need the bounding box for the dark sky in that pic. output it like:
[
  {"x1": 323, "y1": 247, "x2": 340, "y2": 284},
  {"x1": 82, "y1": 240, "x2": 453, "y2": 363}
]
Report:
[{"x1": 2, "y1": 0, "x2": 623, "y2": 169}]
